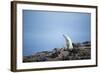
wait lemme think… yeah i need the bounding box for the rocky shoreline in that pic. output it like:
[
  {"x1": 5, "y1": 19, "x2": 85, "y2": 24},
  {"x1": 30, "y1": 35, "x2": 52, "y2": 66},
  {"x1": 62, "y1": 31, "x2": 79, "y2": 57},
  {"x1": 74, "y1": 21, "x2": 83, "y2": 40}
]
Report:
[{"x1": 23, "y1": 41, "x2": 91, "y2": 62}]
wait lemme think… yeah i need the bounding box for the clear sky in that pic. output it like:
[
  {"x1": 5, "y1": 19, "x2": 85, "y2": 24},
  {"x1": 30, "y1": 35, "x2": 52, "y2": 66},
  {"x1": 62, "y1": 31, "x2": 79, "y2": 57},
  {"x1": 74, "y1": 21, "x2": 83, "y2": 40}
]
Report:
[{"x1": 23, "y1": 10, "x2": 91, "y2": 56}]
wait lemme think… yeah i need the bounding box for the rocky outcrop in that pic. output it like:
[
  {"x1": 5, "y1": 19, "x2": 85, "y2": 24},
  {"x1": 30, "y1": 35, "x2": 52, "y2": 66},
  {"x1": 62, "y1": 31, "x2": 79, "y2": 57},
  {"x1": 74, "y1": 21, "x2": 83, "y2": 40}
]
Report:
[{"x1": 23, "y1": 41, "x2": 91, "y2": 62}]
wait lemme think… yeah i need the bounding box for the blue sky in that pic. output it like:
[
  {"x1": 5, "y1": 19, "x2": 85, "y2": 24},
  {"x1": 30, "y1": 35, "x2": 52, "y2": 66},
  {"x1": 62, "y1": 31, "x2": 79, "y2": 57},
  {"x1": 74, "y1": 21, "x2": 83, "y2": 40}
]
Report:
[{"x1": 23, "y1": 10, "x2": 91, "y2": 56}]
